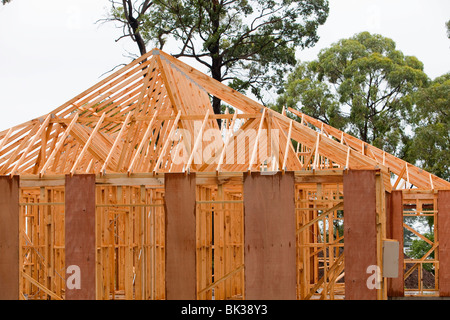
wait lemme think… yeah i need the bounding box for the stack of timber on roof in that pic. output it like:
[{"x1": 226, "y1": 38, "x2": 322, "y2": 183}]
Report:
[{"x1": 0, "y1": 48, "x2": 447, "y2": 192}]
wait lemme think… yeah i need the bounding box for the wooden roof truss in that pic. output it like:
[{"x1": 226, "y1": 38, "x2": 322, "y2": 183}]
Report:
[{"x1": 0, "y1": 49, "x2": 448, "y2": 191}]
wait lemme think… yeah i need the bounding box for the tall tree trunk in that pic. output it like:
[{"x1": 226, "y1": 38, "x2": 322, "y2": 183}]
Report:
[
  {"x1": 210, "y1": 0, "x2": 223, "y2": 127},
  {"x1": 211, "y1": 59, "x2": 223, "y2": 128},
  {"x1": 212, "y1": 96, "x2": 222, "y2": 116},
  {"x1": 362, "y1": 120, "x2": 369, "y2": 143},
  {"x1": 123, "y1": 0, "x2": 147, "y2": 56},
  {"x1": 211, "y1": 57, "x2": 222, "y2": 115}
]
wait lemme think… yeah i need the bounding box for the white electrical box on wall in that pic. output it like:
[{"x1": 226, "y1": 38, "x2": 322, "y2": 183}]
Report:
[{"x1": 383, "y1": 240, "x2": 400, "y2": 278}]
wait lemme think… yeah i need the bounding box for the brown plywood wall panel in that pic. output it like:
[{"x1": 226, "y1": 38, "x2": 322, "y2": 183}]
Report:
[
  {"x1": 386, "y1": 190, "x2": 404, "y2": 297},
  {"x1": 65, "y1": 174, "x2": 96, "y2": 300},
  {"x1": 439, "y1": 190, "x2": 450, "y2": 296},
  {"x1": 0, "y1": 176, "x2": 20, "y2": 300},
  {"x1": 243, "y1": 172, "x2": 296, "y2": 300},
  {"x1": 343, "y1": 170, "x2": 378, "y2": 300},
  {"x1": 164, "y1": 173, "x2": 197, "y2": 300}
]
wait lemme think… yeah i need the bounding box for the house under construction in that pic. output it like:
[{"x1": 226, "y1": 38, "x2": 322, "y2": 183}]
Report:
[{"x1": 0, "y1": 49, "x2": 449, "y2": 300}]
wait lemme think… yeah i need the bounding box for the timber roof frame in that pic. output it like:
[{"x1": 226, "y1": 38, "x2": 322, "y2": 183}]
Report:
[{"x1": 0, "y1": 48, "x2": 448, "y2": 191}]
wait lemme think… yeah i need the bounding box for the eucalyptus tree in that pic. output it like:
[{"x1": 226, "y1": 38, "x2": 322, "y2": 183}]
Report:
[
  {"x1": 406, "y1": 73, "x2": 449, "y2": 181},
  {"x1": 105, "y1": 0, "x2": 329, "y2": 115},
  {"x1": 276, "y1": 32, "x2": 428, "y2": 155}
]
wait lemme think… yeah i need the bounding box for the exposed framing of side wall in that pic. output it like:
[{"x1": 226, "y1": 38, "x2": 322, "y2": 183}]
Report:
[{"x1": 1, "y1": 170, "x2": 449, "y2": 300}]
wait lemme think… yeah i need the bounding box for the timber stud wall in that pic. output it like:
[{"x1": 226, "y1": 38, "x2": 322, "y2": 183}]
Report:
[{"x1": 3, "y1": 171, "x2": 450, "y2": 300}]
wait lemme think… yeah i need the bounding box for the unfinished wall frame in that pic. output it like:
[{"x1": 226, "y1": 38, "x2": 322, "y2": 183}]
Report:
[
  {"x1": 296, "y1": 180, "x2": 345, "y2": 299},
  {"x1": 402, "y1": 190, "x2": 440, "y2": 297},
  {"x1": 195, "y1": 182, "x2": 245, "y2": 300},
  {"x1": 95, "y1": 184, "x2": 166, "y2": 300},
  {"x1": 11, "y1": 169, "x2": 450, "y2": 300}
]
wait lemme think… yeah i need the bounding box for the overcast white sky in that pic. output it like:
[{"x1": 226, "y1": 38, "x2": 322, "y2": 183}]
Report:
[{"x1": 0, "y1": 0, "x2": 449, "y2": 131}]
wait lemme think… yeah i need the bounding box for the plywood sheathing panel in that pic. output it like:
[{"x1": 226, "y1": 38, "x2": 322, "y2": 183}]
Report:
[
  {"x1": 343, "y1": 170, "x2": 378, "y2": 300},
  {"x1": 65, "y1": 174, "x2": 96, "y2": 300},
  {"x1": 438, "y1": 190, "x2": 450, "y2": 296},
  {"x1": 0, "y1": 175, "x2": 20, "y2": 300},
  {"x1": 164, "y1": 173, "x2": 197, "y2": 299},
  {"x1": 243, "y1": 172, "x2": 296, "y2": 299}
]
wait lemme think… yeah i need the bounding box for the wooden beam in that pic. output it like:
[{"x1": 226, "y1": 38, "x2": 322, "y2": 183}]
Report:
[
  {"x1": 153, "y1": 111, "x2": 181, "y2": 173},
  {"x1": 127, "y1": 110, "x2": 159, "y2": 174},
  {"x1": 70, "y1": 113, "x2": 106, "y2": 175},
  {"x1": 216, "y1": 111, "x2": 238, "y2": 172},
  {"x1": 302, "y1": 135, "x2": 318, "y2": 169},
  {"x1": 22, "y1": 272, "x2": 62, "y2": 300},
  {"x1": 248, "y1": 108, "x2": 266, "y2": 171},
  {"x1": 101, "y1": 112, "x2": 132, "y2": 175},
  {"x1": 404, "y1": 242, "x2": 439, "y2": 280},
  {"x1": 297, "y1": 202, "x2": 344, "y2": 234},
  {"x1": 282, "y1": 120, "x2": 293, "y2": 171},
  {"x1": 135, "y1": 58, "x2": 157, "y2": 111},
  {"x1": 345, "y1": 146, "x2": 351, "y2": 169},
  {"x1": 271, "y1": 117, "x2": 303, "y2": 171},
  {"x1": 10, "y1": 114, "x2": 51, "y2": 175},
  {"x1": 184, "y1": 109, "x2": 210, "y2": 173},
  {"x1": 312, "y1": 131, "x2": 320, "y2": 170},
  {"x1": 403, "y1": 224, "x2": 433, "y2": 246},
  {"x1": 40, "y1": 113, "x2": 79, "y2": 176},
  {"x1": 154, "y1": 52, "x2": 186, "y2": 116},
  {"x1": 32, "y1": 122, "x2": 56, "y2": 174},
  {"x1": 0, "y1": 127, "x2": 13, "y2": 153},
  {"x1": 0, "y1": 126, "x2": 37, "y2": 166},
  {"x1": 85, "y1": 159, "x2": 94, "y2": 173},
  {"x1": 405, "y1": 163, "x2": 410, "y2": 187},
  {"x1": 393, "y1": 164, "x2": 406, "y2": 190},
  {"x1": 197, "y1": 265, "x2": 244, "y2": 296}
]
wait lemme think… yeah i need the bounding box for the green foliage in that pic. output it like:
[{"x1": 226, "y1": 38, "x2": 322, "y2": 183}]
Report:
[
  {"x1": 273, "y1": 61, "x2": 347, "y2": 130},
  {"x1": 275, "y1": 32, "x2": 428, "y2": 155},
  {"x1": 405, "y1": 73, "x2": 450, "y2": 180},
  {"x1": 109, "y1": 0, "x2": 329, "y2": 105},
  {"x1": 409, "y1": 232, "x2": 435, "y2": 273},
  {"x1": 1, "y1": 0, "x2": 11, "y2": 4},
  {"x1": 447, "y1": 20, "x2": 450, "y2": 39}
]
